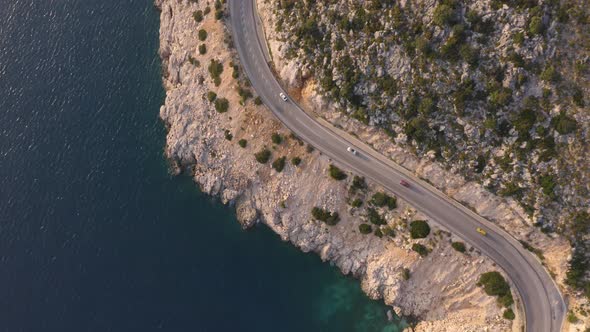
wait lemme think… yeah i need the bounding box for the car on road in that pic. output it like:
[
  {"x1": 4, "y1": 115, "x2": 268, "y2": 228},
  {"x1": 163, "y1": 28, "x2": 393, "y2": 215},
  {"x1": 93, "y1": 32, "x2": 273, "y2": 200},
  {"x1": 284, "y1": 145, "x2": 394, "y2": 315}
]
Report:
[
  {"x1": 279, "y1": 92, "x2": 288, "y2": 102},
  {"x1": 347, "y1": 146, "x2": 357, "y2": 155},
  {"x1": 476, "y1": 227, "x2": 487, "y2": 236},
  {"x1": 400, "y1": 180, "x2": 410, "y2": 187}
]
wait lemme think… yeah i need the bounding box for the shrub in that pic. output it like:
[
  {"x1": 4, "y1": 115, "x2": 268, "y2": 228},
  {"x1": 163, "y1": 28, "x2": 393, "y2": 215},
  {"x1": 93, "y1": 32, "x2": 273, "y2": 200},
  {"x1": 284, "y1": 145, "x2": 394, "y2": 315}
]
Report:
[
  {"x1": 328, "y1": 165, "x2": 347, "y2": 180},
  {"x1": 254, "y1": 96, "x2": 263, "y2": 105},
  {"x1": 271, "y1": 133, "x2": 283, "y2": 145},
  {"x1": 412, "y1": 243, "x2": 429, "y2": 257},
  {"x1": 410, "y1": 220, "x2": 431, "y2": 239},
  {"x1": 350, "y1": 176, "x2": 367, "y2": 192},
  {"x1": 451, "y1": 241, "x2": 466, "y2": 253},
  {"x1": 567, "y1": 311, "x2": 579, "y2": 323},
  {"x1": 551, "y1": 111, "x2": 577, "y2": 134},
  {"x1": 478, "y1": 271, "x2": 510, "y2": 298},
  {"x1": 224, "y1": 130, "x2": 232, "y2": 141},
  {"x1": 291, "y1": 157, "x2": 301, "y2": 166},
  {"x1": 371, "y1": 192, "x2": 397, "y2": 210},
  {"x1": 199, "y1": 44, "x2": 207, "y2": 55},
  {"x1": 539, "y1": 174, "x2": 557, "y2": 198},
  {"x1": 351, "y1": 198, "x2": 363, "y2": 208},
  {"x1": 503, "y1": 309, "x2": 515, "y2": 320},
  {"x1": 367, "y1": 208, "x2": 387, "y2": 225},
  {"x1": 215, "y1": 9, "x2": 224, "y2": 20},
  {"x1": 214, "y1": 98, "x2": 229, "y2": 113},
  {"x1": 374, "y1": 228, "x2": 383, "y2": 238},
  {"x1": 272, "y1": 156, "x2": 286, "y2": 172},
  {"x1": 198, "y1": 29, "x2": 207, "y2": 41},
  {"x1": 359, "y1": 223, "x2": 372, "y2": 234},
  {"x1": 208, "y1": 59, "x2": 223, "y2": 82},
  {"x1": 311, "y1": 207, "x2": 340, "y2": 225},
  {"x1": 204, "y1": 6, "x2": 211, "y2": 15},
  {"x1": 513, "y1": 32, "x2": 525, "y2": 45},
  {"x1": 383, "y1": 226, "x2": 396, "y2": 237},
  {"x1": 540, "y1": 65, "x2": 559, "y2": 82},
  {"x1": 207, "y1": 91, "x2": 217, "y2": 102},
  {"x1": 238, "y1": 139, "x2": 247, "y2": 148},
  {"x1": 193, "y1": 10, "x2": 203, "y2": 23},
  {"x1": 254, "y1": 148, "x2": 271, "y2": 163},
  {"x1": 433, "y1": 4, "x2": 454, "y2": 26},
  {"x1": 528, "y1": 16, "x2": 543, "y2": 35},
  {"x1": 402, "y1": 268, "x2": 411, "y2": 280}
]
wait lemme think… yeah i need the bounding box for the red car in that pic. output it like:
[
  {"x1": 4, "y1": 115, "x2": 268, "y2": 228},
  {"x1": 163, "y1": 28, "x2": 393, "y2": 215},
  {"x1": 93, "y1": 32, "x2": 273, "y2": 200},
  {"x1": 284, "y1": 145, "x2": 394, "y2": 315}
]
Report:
[{"x1": 400, "y1": 180, "x2": 410, "y2": 187}]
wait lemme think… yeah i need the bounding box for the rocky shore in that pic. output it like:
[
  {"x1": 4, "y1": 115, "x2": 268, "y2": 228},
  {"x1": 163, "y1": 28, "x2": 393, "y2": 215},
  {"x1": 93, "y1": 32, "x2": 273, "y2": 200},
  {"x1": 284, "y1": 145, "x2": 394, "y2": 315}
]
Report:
[{"x1": 150, "y1": 0, "x2": 563, "y2": 330}]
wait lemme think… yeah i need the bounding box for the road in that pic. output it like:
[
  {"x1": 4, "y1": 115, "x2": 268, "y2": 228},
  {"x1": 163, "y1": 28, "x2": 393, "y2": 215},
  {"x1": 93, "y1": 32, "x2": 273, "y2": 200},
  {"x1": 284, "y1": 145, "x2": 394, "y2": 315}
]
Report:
[{"x1": 228, "y1": 1, "x2": 565, "y2": 331}]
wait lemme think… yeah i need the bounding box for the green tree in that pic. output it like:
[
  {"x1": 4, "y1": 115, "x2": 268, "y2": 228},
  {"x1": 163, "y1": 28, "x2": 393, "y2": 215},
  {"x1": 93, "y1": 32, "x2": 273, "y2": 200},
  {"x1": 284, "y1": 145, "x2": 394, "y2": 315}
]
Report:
[{"x1": 410, "y1": 220, "x2": 431, "y2": 239}]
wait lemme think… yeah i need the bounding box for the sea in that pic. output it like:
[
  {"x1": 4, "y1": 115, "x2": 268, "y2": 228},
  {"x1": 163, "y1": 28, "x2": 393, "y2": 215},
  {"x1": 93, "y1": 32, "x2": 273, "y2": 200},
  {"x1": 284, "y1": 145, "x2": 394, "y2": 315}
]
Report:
[{"x1": 0, "y1": 1, "x2": 407, "y2": 331}]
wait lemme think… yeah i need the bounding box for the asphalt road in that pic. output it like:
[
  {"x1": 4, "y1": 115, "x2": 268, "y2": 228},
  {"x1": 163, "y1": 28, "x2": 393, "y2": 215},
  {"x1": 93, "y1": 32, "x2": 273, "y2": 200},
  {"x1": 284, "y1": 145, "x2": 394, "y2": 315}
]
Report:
[{"x1": 228, "y1": 1, "x2": 566, "y2": 330}]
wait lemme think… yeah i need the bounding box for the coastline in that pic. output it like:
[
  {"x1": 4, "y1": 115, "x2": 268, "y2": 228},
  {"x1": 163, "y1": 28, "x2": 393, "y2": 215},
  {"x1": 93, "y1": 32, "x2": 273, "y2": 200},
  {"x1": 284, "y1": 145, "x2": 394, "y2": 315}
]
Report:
[{"x1": 155, "y1": 0, "x2": 522, "y2": 330}]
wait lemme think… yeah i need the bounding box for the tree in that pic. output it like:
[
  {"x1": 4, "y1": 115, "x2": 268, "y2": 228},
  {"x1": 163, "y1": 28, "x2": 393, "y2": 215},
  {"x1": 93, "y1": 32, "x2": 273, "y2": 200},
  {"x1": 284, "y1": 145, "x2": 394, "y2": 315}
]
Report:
[
  {"x1": 410, "y1": 220, "x2": 430, "y2": 239},
  {"x1": 254, "y1": 148, "x2": 271, "y2": 163},
  {"x1": 451, "y1": 242, "x2": 466, "y2": 253},
  {"x1": 359, "y1": 223, "x2": 372, "y2": 234},
  {"x1": 478, "y1": 271, "x2": 510, "y2": 297},
  {"x1": 328, "y1": 165, "x2": 347, "y2": 180},
  {"x1": 272, "y1": 156, "x2": 286, "y2": 172},
  {"x1": 214, "y1": 98, "x2": 229, "y2": 113},
  {"x1": 311, "y1": 207, "x2": 340, "y2": 226},
  {"x1": 412, "y1": 243, "x2": 428, "y2": 257}
]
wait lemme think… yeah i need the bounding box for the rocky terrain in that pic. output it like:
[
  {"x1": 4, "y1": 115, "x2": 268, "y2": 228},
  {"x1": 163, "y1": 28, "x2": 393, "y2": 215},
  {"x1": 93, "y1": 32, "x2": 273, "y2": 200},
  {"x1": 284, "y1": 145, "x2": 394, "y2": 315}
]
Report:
[
  {"x1": 258, "y1": 0, "x2": 590, "y2": 329},
  {"x1": 152, "y1": 0, "x2": 538, "y2": 330}
]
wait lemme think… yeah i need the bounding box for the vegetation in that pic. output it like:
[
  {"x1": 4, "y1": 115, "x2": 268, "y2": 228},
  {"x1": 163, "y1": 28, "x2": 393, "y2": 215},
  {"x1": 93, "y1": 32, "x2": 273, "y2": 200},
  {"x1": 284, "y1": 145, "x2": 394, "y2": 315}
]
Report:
[
  {"x1": 224, "y1": 130, "x2": 232, "y2": 141},
  {"x1": 412, "y1": 243, "x2": 429, "y2": 257},
  {"x1": 272, "y1": 156, "x2": 286, "y2": 172},
  {"x1": 402, "y1": 268, "x2": 411, "y2": 280},
  {"x1": 193, "y1": 10, "x2": 203, "y2": 23},
  {"x1": 359, "y1": 223, "x2": 373, "y2": 234},
  {"x1": 503, "y1": 309, "x2": 515, "y2": 320},
  {"x1": 370, "y1": 192, "x2": 397, "y2": 210},
  {"x1": 208, "y1": 59, "x2": 223, "y2": 86},
  {"x1": 199, "y1": 44, "x2": 207, "y2": 55},
  {"x1": 271, "y1": 133, "x2": 283, "y2": 145},
  {"x1": 214, "y1": 98, "x2": 229, "y2": 113},
  {"x1": 198, "y1": 29, "x2": 207, "y2": 41},
  {"x1": 311, "y1": 207, "x2": 340, "y2": 225},
  {"x1": 367, "y1": 208, "x2": 387, "y2": 225},
  {"x1": 551, "y1": 111, "x2": 578, "y2": 134},
  {"x1": 410, "y1": 220, "x2": 431, "y2": 239},
  {"x1": 349, "y1": 175, "x2": 367, "y2": 193},
  {"x1": 254, "y1": 96, "x2": 263, "y2": 105},
  {"x1": 254, "y1": 148, "x2": 271, "y2": 164},
  {"x1": 238, "y1": 139, "x2": 247, "y2": 148},
  {"x1": 351, "y1": 198, "x2": 363, "y2": 208},
  {"x1": 291, "y1": 156, "x2": 301, "y2": 166},
  {"x1": 328, "y1": 165, "x2": 347, "y2": 180},
  {"x1": 207, "y1": 91, "x2": 217, "y2": 102},
  {"x1": 567, "y1": 311, "x2": 579, "y2": 323},
  {"x1": 451, "y1": 241, "x2": 466, "y2": 253},
  {"x1": 477, "y1": 271, "x2": 513, "y2": 308}
]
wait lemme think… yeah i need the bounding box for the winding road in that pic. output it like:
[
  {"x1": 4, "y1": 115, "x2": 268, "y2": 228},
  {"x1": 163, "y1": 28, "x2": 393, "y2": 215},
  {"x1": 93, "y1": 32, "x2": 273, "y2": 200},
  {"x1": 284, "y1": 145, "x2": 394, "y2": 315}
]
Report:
[{"x1": 228, "y1": 1, "x2": 566, "y2": 331}]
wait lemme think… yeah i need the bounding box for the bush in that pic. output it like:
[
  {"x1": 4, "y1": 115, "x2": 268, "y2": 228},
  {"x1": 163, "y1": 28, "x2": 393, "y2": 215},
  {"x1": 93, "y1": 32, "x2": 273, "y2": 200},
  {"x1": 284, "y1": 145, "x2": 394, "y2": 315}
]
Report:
[
  {"x1": 328, "y1": 165, "x2": 347, "y2": 180},
  {"x1": 359, "y1": 223, "x2": 373, "y2": 234},
  {"x1": 193, "y1": 10, "x2": 203, "y2": 23},
  {"x1": 254, "y1": 148, "x2": 271, "y2": 163},
  {"x1": 383, "y1": 226, "x2": 396, "y2": 237},
  {"x1": 311, "y1": 207, "x2": 340, "y2": 225},
  {"x1": 410, "y1": 220, "x2": 431, "y2": 239},
  {"x1": 540, "y1": 65, "x2": 559, "y2": 82},
  {"x1": 198, "y1": 29, "x2": 207, "y2": 41},
  {"x1": 215, "y1": 9, "x2": 224, "y2": 20},
  {"x1": 272, "y1": 156, "x2": 286, "y2": 172},
  {"x1": 539, "y1": 174, "x2": 556, "y2": 198},
  {"x1": 412, "y1": 243, "x2": 429, "y2": 257},
  {"x1": 351, "y1": 198, "x2": 363, "y2": 208},
  {"x1": 238, "y1": 139, "x2": 247, "y2": 148},
  {"x1": 402, "y1": 268, "x2": 411, "y2": 280},
  {"x1": 214, "y1": 98, "x2": 229, "y2": 113},
  {"x1": 208, "y1": 59, "x2": 223, "y2": 82},
  {"x1": 478, "y1": 271, "x2": 510, "y2": 298},
  {"x1": 224, "y1": 130, "x2": 232, "y2": 141},
  {"x1": 199, "y1": 44, "x2": 207, "y2": 55},
  {"x1": 528, "y1": 16, "x2": 543, "y2": 35},
  {"x1": 207, "y1": 91, "x2": 217, "y2": 102},
  {"x1": 374, "y1": 228, "x2": 383, "y2": 238},
  {"x1": 371, "y1": 192, "x2": 397, "y2": 210},
  {"x1": 451, "y1": 241, "x2": 466, "y2": 253},
  {"x1": 367, "y1": 208, "x2": 387, "y2": 225},
  {"x1": 350, "y1": 176, "x2": 367, "y2": 192},
  {"x1": 567, "y1": 311, "x2": 579, "y2": 323},
  {"x1": 513, "y1": 31, "x2": 525, "y2": 45},
  {"x1": 271, "y1": 133, "x2": 283, "y2": 145},
  {"x1": 551, "y1": 111, "x2": 578, "y2": 134},
  {"x1": 503, "y1": 309, "x2": 515, "y2": 320},
  {"x1": 433, "y1": 4, "x2": 454, "y2": 26},
  {"x1": 254, "y1": 96, "x2": 263, "y2": 105},
  {"x1": 291, "y1": 156, "x2": 301, "y2": 166}
]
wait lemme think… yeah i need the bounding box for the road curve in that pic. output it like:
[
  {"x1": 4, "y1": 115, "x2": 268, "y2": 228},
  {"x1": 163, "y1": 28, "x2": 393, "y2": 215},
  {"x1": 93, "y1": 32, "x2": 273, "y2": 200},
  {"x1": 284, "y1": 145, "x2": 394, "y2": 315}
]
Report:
[{"x1": 228, "y1": 1, "x2": 565, "y2": 331}]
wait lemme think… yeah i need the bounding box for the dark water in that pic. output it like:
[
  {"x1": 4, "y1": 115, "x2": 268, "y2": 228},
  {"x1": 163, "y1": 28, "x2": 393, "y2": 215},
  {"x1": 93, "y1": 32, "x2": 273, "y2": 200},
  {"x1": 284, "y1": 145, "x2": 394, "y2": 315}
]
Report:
[{"x1": 0, "y1": 1, "x2": 406, "y2": 331}]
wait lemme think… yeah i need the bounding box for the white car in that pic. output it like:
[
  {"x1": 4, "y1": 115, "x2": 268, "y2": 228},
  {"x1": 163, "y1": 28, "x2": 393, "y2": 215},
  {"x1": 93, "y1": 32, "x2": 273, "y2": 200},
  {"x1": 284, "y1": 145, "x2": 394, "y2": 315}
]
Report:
[
  {"x1": 347, "y1": 146, "x2": 357, "y2": 155},
  {"x1": 279, "y1": 92, "x2": 288, "y2": 102}
]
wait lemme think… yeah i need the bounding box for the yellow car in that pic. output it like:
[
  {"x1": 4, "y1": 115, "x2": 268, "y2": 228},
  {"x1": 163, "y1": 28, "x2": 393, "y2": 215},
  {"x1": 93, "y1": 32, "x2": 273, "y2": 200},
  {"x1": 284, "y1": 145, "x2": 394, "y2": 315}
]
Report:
[{"x1": 476, "y1": 227, "x2": 487, "y2": 236}]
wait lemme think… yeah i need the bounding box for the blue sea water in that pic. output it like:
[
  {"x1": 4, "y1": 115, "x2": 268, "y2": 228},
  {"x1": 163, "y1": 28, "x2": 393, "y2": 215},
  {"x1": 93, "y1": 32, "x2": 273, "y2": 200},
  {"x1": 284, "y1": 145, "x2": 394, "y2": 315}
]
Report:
[{"x1": 0, "y1": 1, "x2": 407, "y2": 331}]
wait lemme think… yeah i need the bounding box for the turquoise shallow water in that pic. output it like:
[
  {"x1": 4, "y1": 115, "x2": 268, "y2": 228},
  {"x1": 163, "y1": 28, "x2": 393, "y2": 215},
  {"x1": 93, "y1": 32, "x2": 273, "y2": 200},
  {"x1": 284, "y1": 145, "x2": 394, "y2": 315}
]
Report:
[{"x1": 0, "y1": 0, "x2": 407, "y2": 331}]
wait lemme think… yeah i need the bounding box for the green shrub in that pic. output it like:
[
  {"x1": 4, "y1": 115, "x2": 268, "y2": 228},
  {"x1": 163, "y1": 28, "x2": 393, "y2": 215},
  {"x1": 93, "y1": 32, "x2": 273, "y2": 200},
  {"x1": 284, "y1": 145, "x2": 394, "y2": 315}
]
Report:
[
  {"x1": 351, "y1": 198, "x2": 363, "y2": 208},
  {"x1": 359, "y1": 223, "x2": 373, "y2": 234},
  {"x1": 238, "y1": 139, "x2": 247, "y2": 148},
  {"x1": 199, "y1": 44, "x2": 207, "y2": 55},
  {"x1": 383, "y1": 226, "x2": 396, "y2": 237},
  {"x1": 371, "y1": 192, "x2": 397, "y2": 210},
  {"x1": 272, "y1": 156, "x2": 286, "y2": 172},
  {"x1": 254, "y1": 96, "x2": 263, "y2": 105},
  {"x1": 503, "y1": 309, "x2": 515, "y2": 320},
  {"x1": 271, "y1": 133, "x2": 283, "y2": 145},
  {"x1": 215, "y1": 9, "x2": 224, "y2": 20},
  {"x1": 410, "y1": 220, "x2": 431, "y2": 239},
  {"x1": 513, "y1": 31, "x2": 525, "y2": 45},
  {"x1": 328, "y1": 165, "x2": 347, "y2": 180},
  {"x1": 402, "y1": 268, "x2": 411, "y2": 280},
  {"x1": 499, "y1": 292, "x2": 514, "y2": 307},
  {"x1": 412, "y1": 243, "x2": 429, "y2": 257},
  {"x1": 214, "y1": 98, "x2": 229, "y2": 113},
  {"x1": 254, "y1": 148, "x2": 271, "y2": 163},
  {"x1": 350, "y1": 176, "x2": 367, "y2": 192},
  {"x1": 188, "y1": 56, "x2": 200, "y2": 66},
  {"x1": 367, "y1": 208, "x2": 387, "y2": 225},
  {"x1": 478, "y1": 271, "x2": 510, "y2": 298},
  {"x1": 207, "y1": 91, "x2": 217, "y2": 102},
  {"x1": 224, "y1": 130, "x2": 232, "y2": 141},
  {"x1": 198, "y1": 29, "x2": 208, "y2": 41},
  {"x1": 374, "y1": 228, "x2": 383, "y2": 238},
  {"x1": 551, "y1": 111, "x2": 577, "y2": 134},
  {"x1": 451, "y1": 241, "x2": 466, "y2": 253},
  {"x1": 204, "y1": 6, "x2": 211, "y2": 15},
  {"x1": 291, "y1": 156, "x2": 301, "y2": 166},
  {"x1": 567, "y1": 311, "x2": 579, "y2": 323},
  {"x1": 540, "y1": 65, "x2": 559, "y2": 82},
  {"x1": 208, "y1": 59, "x2": 223, "y2": 82},
  {"x1": 539, "y1": 174, "x2": 556, "y2": 198},
  {"x1": 193, "y1": 10, "x2": 203, "y2": 23},
  {"x1": 528, "y1": 16, "x2": 543, "y2": 35},
  {"x1": 311, "y1": 207, "x2": 340, "y2": 225},
  {"x1": 433, "y1": 4, "x2": 454, "y2": 26}
]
